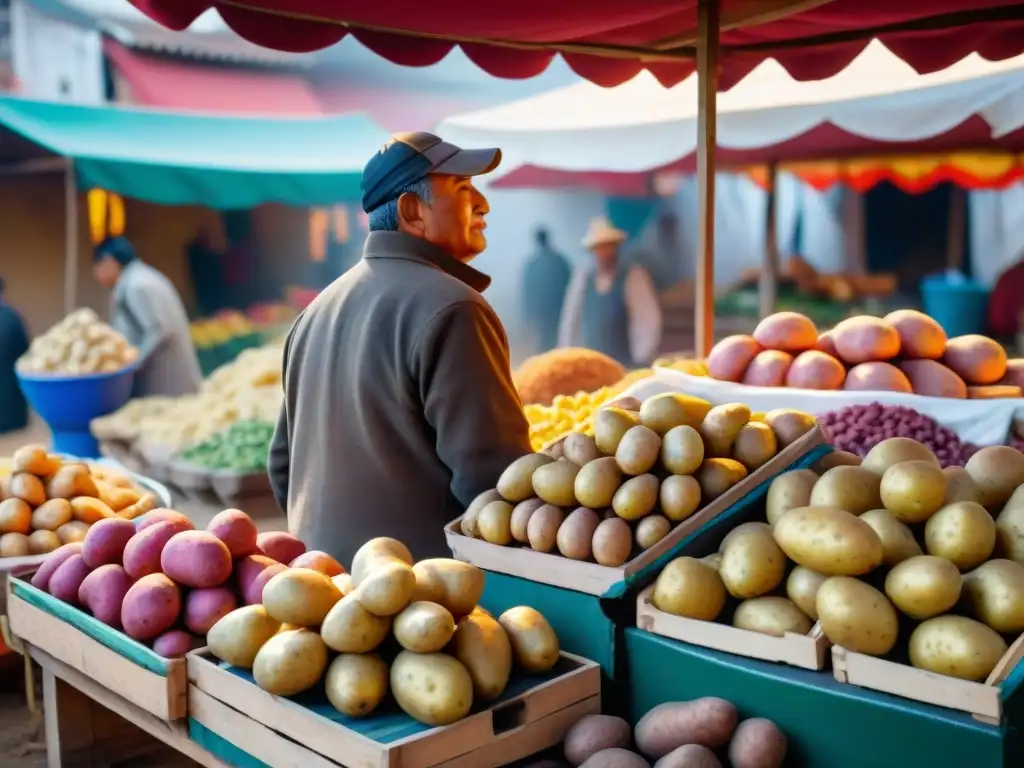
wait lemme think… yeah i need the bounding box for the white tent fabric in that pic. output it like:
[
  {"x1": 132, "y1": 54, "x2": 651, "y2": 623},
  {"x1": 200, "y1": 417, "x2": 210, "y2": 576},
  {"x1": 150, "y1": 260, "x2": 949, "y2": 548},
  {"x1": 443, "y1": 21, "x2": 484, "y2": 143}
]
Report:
[{"x1": 439, "y1": 41, "x2": 1024, "y2": 175}]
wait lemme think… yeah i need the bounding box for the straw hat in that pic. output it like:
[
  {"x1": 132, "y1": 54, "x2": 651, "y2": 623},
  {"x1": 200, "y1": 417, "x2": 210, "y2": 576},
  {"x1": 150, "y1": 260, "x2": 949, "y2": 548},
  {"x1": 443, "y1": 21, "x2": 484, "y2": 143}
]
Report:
[{"x1": 582, "y1": 217, "x2": 627, "y2": 249}]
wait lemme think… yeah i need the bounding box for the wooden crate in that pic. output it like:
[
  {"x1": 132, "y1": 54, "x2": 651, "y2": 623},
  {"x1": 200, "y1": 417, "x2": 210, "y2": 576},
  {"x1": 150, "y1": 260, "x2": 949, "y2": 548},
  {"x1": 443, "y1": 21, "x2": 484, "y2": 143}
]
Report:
[
  {"x1": 187, "y1": 650, "x2": 601, "y2": 768},
  {"x1": 445, "y1": 428, "x2": 827, "y2": 597},
  {"x1": 832, "y1": 633, "x2": 1024, "y2": 724},
  {"x1": 636, "y1": 584, "x2": 829, "y2": 670},
  {"x1": 5, "y1": 571, "x2": 187, "y2": 721}
]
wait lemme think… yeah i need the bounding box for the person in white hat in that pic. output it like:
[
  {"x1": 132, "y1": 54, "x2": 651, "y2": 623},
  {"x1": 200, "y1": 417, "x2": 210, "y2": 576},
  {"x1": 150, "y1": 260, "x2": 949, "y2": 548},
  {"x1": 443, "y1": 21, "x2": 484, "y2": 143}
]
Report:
[{"x1": 557, "y1": 217, "x2": 662, "y2": 366}]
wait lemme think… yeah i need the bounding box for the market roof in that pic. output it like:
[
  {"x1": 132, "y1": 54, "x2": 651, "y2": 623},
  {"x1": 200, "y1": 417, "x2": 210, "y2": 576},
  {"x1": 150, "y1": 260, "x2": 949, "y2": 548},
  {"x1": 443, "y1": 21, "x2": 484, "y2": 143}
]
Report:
[
  {"x1": 0, "y1": 97, "x2": 389, "y2": 208},
  {"x1": 127, "y1": 0, "x2": 1024, "y2": 87}
]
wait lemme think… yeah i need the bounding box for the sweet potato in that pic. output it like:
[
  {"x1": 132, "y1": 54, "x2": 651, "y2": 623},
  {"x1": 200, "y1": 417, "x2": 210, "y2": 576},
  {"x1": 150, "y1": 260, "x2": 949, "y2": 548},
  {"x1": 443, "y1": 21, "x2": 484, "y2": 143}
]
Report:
[
  {"x1": 184, "y1": 586, "x2": 238, "y2": 635},
  {"x1": 752, "y1": 312, "x2": 817, "y2": 353},
  {"x1": 968, "y1": 385, "x2": 1022, "y2": 399},
  {"x1": 884, "y1": 309, "x2": 946, "y2": 360},
  {"x1": 81, "y1": 517, "x2": 137, "y2": 568},
  {"x1": 898, "y1": 359, "x2": 967, "y2": 399},
  {"x1": 31, "y1": 543, "x2": 83, "y2": 592},
  {"x1": 832, "y1": 316, "x2": 901, "y2": 364},
  {"x1": 78, "y1": 564, "x2": 132, "y2": 627},
  {"x1": 161, "y1": 531, "x2": 233, "y2": 589},
  {"x1": 257, "y1": 531, "x2": 306, "y2": 564},
  {"x1": 123, "y1": 521, "x2": 181, "y2": 580},
  {"x1": 152, "y1": 629, "x2": 195, "y2": 658},
  {"x1": 814, "y1": 331, "x2": 838, "y2": 357},
  {"x1": 1000, "y1": 359, "x2": 1024, "y2": 389},
  {"x1": 706, "y1": 336, "x2": 761, "y2": 382},
  {"x1": 206, "y1": 508, "x2": 259, "y2": 558},
  {"x1": 943, "y1": 335, "x2": 1008, "y2": 385},
  {"x1": 121, "y1": 573, "x2": 181, "y2": 641},
  {"x1": 69, "y1": 497, "x2": 116, "y2": 525},
  {"x1": 727, "y1": 718, "x2": 788, "y2": 768},
  {"x1": 48, "y1": 554, "x2": 92, "y2": 605},
  {"x1": 742, "y1": 351, "x2": 793, "y2": 387},
  {"x1": 289, "y1": 550, "x2": 345, "y2": 576},
  {"x1": 785, "y1": 350, "x2": 846, "y2": 390},
  {"x1": 843, "y1": 362, "x2": 912, "y2": 393},
  {"x1": 135, "y1": 508, "x2": 193, "y2": 533},
  {"x1": 634, "y1": 698, "x2": 738, "y2": 758}
]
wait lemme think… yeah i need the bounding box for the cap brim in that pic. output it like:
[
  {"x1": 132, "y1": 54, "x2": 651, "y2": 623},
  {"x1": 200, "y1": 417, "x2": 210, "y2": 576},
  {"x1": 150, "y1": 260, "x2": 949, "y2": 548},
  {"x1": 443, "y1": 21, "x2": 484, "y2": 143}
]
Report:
[{"x1": 431, "y1": 147, "x2": 502, "y2": 178}]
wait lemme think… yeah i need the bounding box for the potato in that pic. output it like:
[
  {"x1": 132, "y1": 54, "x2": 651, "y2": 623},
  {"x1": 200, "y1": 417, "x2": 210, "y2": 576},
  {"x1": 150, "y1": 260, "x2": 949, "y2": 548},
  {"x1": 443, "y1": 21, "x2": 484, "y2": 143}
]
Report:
[
  {"x1": 70, "y1": 497, "x2": 116, "y2": 525},
  {"x1": 741, "y1": 350, "x2": 793, "y2": 387},
  {"x1": 477, "y1": 500, "x2": 514, "y2": 544},
  {"x1": 719, "y1": 530, "x2": 786, "y2": 599},
  {"x1": 325, "y1": 653, "x2": 389, "y2": 717},
  {"x1": 0, "y1": 497, "x2": 31, "y2": 534},
  {"x1": 575, "y1": 457, "x2": 623, "y2": 510},
  {"x1": 640, "y1": 393, "x2": 713, "y2": 436},
  {"x1": 862, "y1": 438, "x2": 940, "y2": 475},
  {"x1": 499, "y1": 606, "x2": 560, "y2": 673},
  {"x1": 654, "y1": 745, "x2": 720, "y2": 768},
  {"x1": 700, "y1": 403, "x2": 751, "y2": 457},
  {"x1": 261, "y1": 569, "x2": 341, "y2": 627},
  {"x1": 884, "y1": 309, "x2": 946, "y2": 359},
  {"x1": 590, "y1": 517, "x2": 632, "y2": 566},
  {"x1": 78, "y1": 564, "x2": 132, "y2": 627},
  {"x1": 121, "y1": 573, "x2": 182, "y2": 641},
  {"x1": 160, "y1": 530, "x2": 233, "y2": 589},
  {"x1": 563, "y1": 714, "x2": 632, "y2": 766},
  {"x1": 582, "y1": 749, "x2": 651, "y2": 768},
  {"x1": 635, "y1": 698, "x2": 738, "y2": 757},
  {"x1": 10, "y1": 473, "x2": 46, "y2": 507},
  {"x1": 27, "y1": 529, "x2": 60, "y2": 554},
  {"x1": 207, "y1": 605, "x2": 281, "y2": 668},
  {"x1": 925, "y1": 501, "x2": 995, "y2": 571},
  {"x1": 31, "y1": 543, "x2": 83, "y2": 591},
  {"x1": 815, "y1": 331, "x2": 838, "y2": 356},
  {"x1": 944, "y1": 466, "x2": 980, "y2": 504},
  {"x1": 152, "y1": 630, "x2": 196, "y2": 659},
  {"x1": 728, "y1": 718, "x2": 788, "y2": 768},
  {"x1": 961, "y1": 559, "x2": 1024, "y2": 634},
  {"x1": 563, "y1": 433, "x2": 602, "y2": 466},
  {"x1": 651, "y1": 557, "x2": 726, "y2": 621},
  {"x1": 880, "y1": 461, "x2": 947, "y2": 523},
  {"x1": 288, "y1": 551, "x2": 344, "y2": 577},
  {"x1": 997, "y1": 500, "x2": 1024, "y2": 566},
  {"x1": 234, "y1": 554, "x2": 287, "y2": 605},
  {"x1": 616, "y1": 426, "x2": 662, "y2": 476},
  {"x1": 786, "y1": 567, "x2": 827, "y2": 620},
  {"x1": 844, "y1": 362, "x2": 912, "y2": 393},
  {"x1": 184, "y1": 586, "x2": 238, "y2": 635},
  {"x1": 732, "y1": 422, "x2": 777, "y2": 470},
  {"x1": 97, "y1": 483, "x2": 140, "y2": 513},
  {"x1": 80, "y1": 517, "x2": 134, "y2": 568},
  {"x1": 454, "y1": 610, "x2": 513, "y2": 701},
  {"x1": 832, "y1": 316, "x2": 901, "y2": 364},
  {"x1": 763, "y1": 409, "x2": 816, "y2": 447},
  {"x1": 462, "y1": 489, "x2": 503, "y2": 537},
  {"x1": 813, "y1": 451, "x2": 862, "y2": 473},
  {"x1": 206, "y1": 508, "x2": 259, "y2": 558},
  {"x1": 558, "y1": 507, "x2": 600, "y2": 560},
  {"x1": 613, "y1": 474, "x2": 659, "y2": 521},
  {"x1": 55, "y1": 521, "x2": 89, "y2": 544},
  {"x1": 908, "y1": 616, "x2": 1007, "y2": 681},
  {"x1": 356, "y1": 559, "x2": 417, "y2": 617},
  {"x1": 773, "y1": 506, "x2": 883, "y2": 576},
  {"x1": 510, "y1": 498, "x2": 546, "y2": 543},
  {"x1": 393, "y1": 601, "x2": 455, "y2": 653},
  {"x1": 733, "y1": 597, "x2": 812, "y2": 637},
  {"x1": 12, "y1": 444, "x2": 60, "y2": 476},
  {"x1": 809, "y1": 466, "x2": 882, "y2": 516},
  {"x1": 410, "y1": 559, "x2": 485, "y2": 618},
  {"x1": 256, "y1": 531, "x2": 307, "y2": 564},
  {"x1": 332, "y1": 573, "x2": 355, "y2": 596},
  {"x1": 765, "y1": 470, "x2": 817, "y2": 526},
  {"x1": 660, "y1": 425, "x2": 704, "y2": 476},
  {"x1": 135, "y1": 508, "x2": 193, "y2": 533},
  {"x1": 859, "y1": 509, "x2": 922, "y2": 566},
  {"x1": 965, "y1": 446, "x2": 1024, "y2": 509},
  {"x1": 528, "y1": 505, "x2": 565, "y2": 553},
  {"x1": 31, "y1": 499, "x2": 73, "y2": 531},
  {"x1": 533, "y1": 459, "x2": 581, "y2": 507},
  {"x1": 785, "y1": 350, "x2": 846, "y2": 390},
  {"x1": 707, "y1": 335, "x2": 761, "y2": 382},
  {"x1": 696, "y1": 459, "x2": 747, "y2": 501},
  {"x1": 718, "y1": 522, "x2": 773, "y2": 553},
  {"x1": 48, "y1": 552, "x2": 91, "y2": 603},
  {"x1": 253, "y1": 629, "x2": 329, "y2": 696},
  {"x1": 884, "y1": 555, "x2": 962, "y2": 619},
  {"x1": 498, "y1": 454, "x2": 555, "y2": 502},
  {"x1": 636, "y1": 516, "x2": 671, "y2": 551},
  {"x1": 753, "y1": 311, "x2": 818, "y2": 353},
  {"x1": 46, "y1": 465, "x2": 97, "y2": 500},
  {"x1": 899, "y1": 359, "x2": 967, "y2": 398},
  {"x1": 660, "y1": 475, "x2": 702, "y2": 523},
  {"x1": 595, "y1": 407, "x2": 641, "y2": 455},
  {"x1": 391, "y1": 650, "x2": 474, "y2": 725},
  {"x1": 816, "y1": 576, "x2": 898, "y2": 655},
  {"x1": 943, "y1": 335, "x2": 1008, "y2": 385}
]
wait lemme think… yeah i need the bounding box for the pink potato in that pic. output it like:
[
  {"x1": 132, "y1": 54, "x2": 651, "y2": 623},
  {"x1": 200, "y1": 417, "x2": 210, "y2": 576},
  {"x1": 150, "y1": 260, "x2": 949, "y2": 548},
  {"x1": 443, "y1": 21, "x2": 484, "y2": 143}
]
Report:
[
  {"x1": 706, "y1": 335, "x2": 761, "y2": 382},
  {"x1": 785, "y1": 350, "x2": 846, "y2": 390},
  {"x1": 206, "y1": 509, "x2": 259, "y2": 558},
  {"x1": 48, "y1": 554, "x2": 93, "y2": 605},
  {"x1": 161, "y1": 531, "x2": 233, "y2": 589},
  {"x1": 256, "y1": 532, "x2": 306, "y2": 564},
  {"x1": 289, "y1": 551, "x2": 345, "y2": 576},
  {"x1": 184, "y1": 586, "x2": 238, "y2": 635},
  {"x1": 78, "y1": 564, "x2": 132, "y2": 627},
  {"x1": 31, "y1": 543, "x2": 83, "y2": 592},
  {"x1": 123, "y1": 521, "x2": 181, "y2": 580},
  {"x1": 121, "y1": 574, "x2": 181, "y2": 641},
  {"x1": 81, "y1": 517, "x2": 137, "y2": 569},
  {"x1": 814, "y1": 331, "x2": 838, "y2": 357},
  {"x1": 152, "y1": 629, "x2": 196, "y2": 659},
  {"x1": 135, "y1": 509, "x2": 194, "y2": 533},
  {"x1": 742, "y1": 350, "x2": 793, "y2": 387},
  {"x1": 843, "y1": 362, "x2": 912, "y2": 393},
  {"x1": 832, "y1": 316, "x2": 901, "y2": 364},
  {"x1": 943, "y1": 335, "x2": 1008, "y2": 385},
  {"x1": 898, "y1": 359, "x2": 967, "y2": 399},
  {"x1": 235, "y1": 554, "x2": 288, "y2": 605},
  {"x1": 752, "y1": 312, "x2": 818, "y2": 353},
  {"x1": 1000, "y1": 359, "x2": 1024, "y2": 389},
  {"x1": 884, "y1": 309, "x2": 947, "y2": 359}
]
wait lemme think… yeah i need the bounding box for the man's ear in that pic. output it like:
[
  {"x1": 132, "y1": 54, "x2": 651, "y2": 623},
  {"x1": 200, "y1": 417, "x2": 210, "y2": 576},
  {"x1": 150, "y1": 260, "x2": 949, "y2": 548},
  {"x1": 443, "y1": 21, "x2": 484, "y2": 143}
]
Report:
[{"x1": 397, "y1": 191, "x2": 425, "y2": 234}]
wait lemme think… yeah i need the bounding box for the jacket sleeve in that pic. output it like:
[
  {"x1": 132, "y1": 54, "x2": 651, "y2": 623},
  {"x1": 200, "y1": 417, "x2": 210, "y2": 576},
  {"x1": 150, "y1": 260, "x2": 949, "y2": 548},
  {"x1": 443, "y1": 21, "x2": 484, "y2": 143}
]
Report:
[
  {"x1": 414, "y1": 300, "x2": 532, "y2": 508},
  {"x1": 123, "y1": 279, "x2": 170, "y2": 362},
  {"x1": 267, "y1": 335, "x2": 292, "y2": 512}
]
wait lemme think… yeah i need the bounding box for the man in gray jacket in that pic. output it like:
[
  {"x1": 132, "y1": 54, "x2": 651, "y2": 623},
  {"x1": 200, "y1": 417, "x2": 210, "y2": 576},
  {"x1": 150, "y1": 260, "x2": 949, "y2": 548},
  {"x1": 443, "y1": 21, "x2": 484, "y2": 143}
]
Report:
[
  {"x1": 93, "y1": 236, "x2": 202, "y2": 398},
  {"x1": 269, "y1": 132, "x2": 531, "y2": 564}
]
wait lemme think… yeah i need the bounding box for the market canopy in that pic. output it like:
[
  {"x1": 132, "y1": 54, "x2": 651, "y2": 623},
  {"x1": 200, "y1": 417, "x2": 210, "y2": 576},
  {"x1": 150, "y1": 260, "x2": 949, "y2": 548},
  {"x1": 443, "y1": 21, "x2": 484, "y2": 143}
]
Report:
[
  {"x1": 0, "y1": 97, "x2": 390, "y2": 208},
  {"x1": 128, "y1": 1, "x2": 1024, "y2": 88}
]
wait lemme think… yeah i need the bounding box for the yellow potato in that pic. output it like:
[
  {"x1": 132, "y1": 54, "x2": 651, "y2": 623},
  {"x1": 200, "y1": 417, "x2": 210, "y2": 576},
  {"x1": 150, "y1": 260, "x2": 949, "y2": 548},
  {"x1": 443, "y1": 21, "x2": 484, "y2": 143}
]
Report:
[
  {"x1": 592, "y1": 517, "x2": 633, "y2": 566},
  {"x1": 262, "y1": 568, "x2": 343, "y2": 626},
  {"x1": 809, "y1": 466, "x2": 882, "y2": 516},
  {"x1": 699, "y1": 403, "x2": 751, "y2": 457},
  {"x1": 320, "y1": 592, "x2": 392, "y2": 653},
  {"x1": 880, "y1": 461, "x2": 948, "y2": 523},
  {"x1": 477, "y1": 500, "x2": 514, "y2": 545},
  {"x1": 563, "y1": 433, "x2": 601, "y2": 466},
  {"x1": 651, "y1": 557, "x2": 726, "y2": 621},
  {"x1": 719, "y1": 530, "x2": 786, "y2": 599},
  {"x1": 639, "y1": 393, "x2": 712, "y2": 435},
  {"x1": 816, "y1": 576, "x2": 898, "y2": 656},
  {"x1": 410, "y1": 559, "x2": 485, "y2": 618},
  {"x1": 331, "y1": 573, "x2": 355, "y2": 596},
  {"x1": 10, "y1": 473, "x2": 46, "y2": 507},
  {"x1": 31, "y1": 499, "x2": 73, "y2": 531},
  {"x1": 325, "y1": 653, "x2": 389, "y2": 717},
  {"x1": 943, "y1": 466, "x2": 980, "y2": 505},
  {"x1": 763, "y1": 409, "x2": 816, "y2": 447},
  {"x1": 0, "y1": 532, "x2": 30, "y2": 557},
  {"x1": 12, "y1": 444, "x2": 60, "y2": 477},
  {"x1": 996, "y1": 501, "x2": 1024, "y2": 566},
  {"x1": 532, "y1": 459, "x2": 581, "y2": 507},
  {"x1": 594, "y1": 407, "x2": 640, "y2": 455},
  {"x1": 965, "y1": 445, "x2": 1024, "y2": 510},
  {"x1": 45, "y1": 465, "x2": 98, "y2": 500},
  {"x1": 718, "y1": 522, "x2": 773, "y2": 553},
  {"x1": 454, "y1": 610, "x2": 513, "y2": 701},
  {"x1": 660, "y1": 425, "x2": 704, "y2": 476},
  {"x1": 861, "y1": 438, "x2": 939, "y2": 476},
  {"x1": 253, "y1": 629, "x2": 329, "y2": 696},
  {"x1": 732, "y1": 422, "x2": 778, "y2": 470},
  {"x1": 557, "y1": 507, "x2": 599, "y2": 560},
  {"x1": 497, "y1": 454, "x2": 554, "y2": 502},
  {"x1": 393, "y1": 601, "x2": 456, "y2": 653},
  {"x1": 574, "y1": 457, "x2": 623, "y2": 510},
  {"x1": 56, "y1": 520, "x2": 89, "y2": 544},
  {"x1": 812, "y1": 451, "x2": 861, "y2": 473},
  {"x1": 462, "y1": 489, "x2": 503, "y2": 537},
  {"x1": 883, "y1": 555, "x2": 962, "y2": 619},
  {"x1": 390, "y1": 651, "x2": 474, "y2": 726},
  {"x1": 527, "y1": 504, "x2": 564, "y2": 553},
  {"x1": 961, "y1": 559, "x2": 1024, "y2": 634},
  {"x1": 498, "y1": 606, "x2": 560, "y2": 673},
  {"x1": 924, "y1": 502, "x2": 995, "y2": 571},
  {"x1": 357, "y1": 559, "x2": 417, "y2": 617},
  {"x1": 206, "y1": 605, "x2": 281, "y2": 669},
  {"x1": 635, "y1": 516, "x2": 671, "y2": 551},
  {"x1": 765, "y1": 470, "x2": 818, "y2": 526},
  {"x1": 773, "y1": 506, "x2": 883, "y2": 576},
  {"x1": 659, "y1": 475, "x2": 702, "y2": 522},
  {"x1": 612, "y1": 474, "x2": 659, "y2": 521},
  {"x1": 615, "y1": 426, "x2": 662, "y2": 476},
  {"x1": 351, "y1": 537, "x2": 414, "y2": 584},
  {"x1": 27, "y1": 530, "x2": 61, "y2": 555},
  {"x1": 786, "y1": 567, "x2": 827, "y2": 620},
  {"x1": 696, "y1": 458, "x2": 748, "y2": 501},
  {"x1": 69, "y1": 497, "x2": 116, "y2": 524},
  {"x1": 0, "y1": 498, "x2": 31, "y2": 535},
  {"x1": 859, "y1": 509, "x2": 923, "y2": 566},
  {"x1": 908, "y1": 616, "x2": 1007, "y2": 681},
  {"x1": 733, "y1": 597, "x2": 813, "y2": 638}
]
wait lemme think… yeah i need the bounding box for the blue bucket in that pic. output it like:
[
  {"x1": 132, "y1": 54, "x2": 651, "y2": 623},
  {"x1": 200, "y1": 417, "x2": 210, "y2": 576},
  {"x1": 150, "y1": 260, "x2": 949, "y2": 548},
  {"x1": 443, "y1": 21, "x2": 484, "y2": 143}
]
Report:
[
  {"x1": 920, "y1": 276, "x2": 990, "y2": 338},
  {"x1": 16, "y1": 363, "x2": 138, "y2": 458}
]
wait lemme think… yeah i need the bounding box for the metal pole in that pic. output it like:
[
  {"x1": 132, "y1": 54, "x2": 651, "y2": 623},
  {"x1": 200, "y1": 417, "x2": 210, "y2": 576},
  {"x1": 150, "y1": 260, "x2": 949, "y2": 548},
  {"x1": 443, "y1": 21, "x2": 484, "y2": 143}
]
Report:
[
  {"x1": 64, "y1": 160, "x2": 78, "y2": 314},
  {"x1": 759, "y1": 161, "x2": 780, "y2": 318},
  {"x1": 695, "y1": 0, "x2": 720, "y2": 358}
]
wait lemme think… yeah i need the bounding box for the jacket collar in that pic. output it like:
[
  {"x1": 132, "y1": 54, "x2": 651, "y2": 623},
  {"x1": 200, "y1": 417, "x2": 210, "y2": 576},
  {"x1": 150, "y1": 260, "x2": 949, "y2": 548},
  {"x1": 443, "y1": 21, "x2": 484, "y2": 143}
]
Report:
[{"x1": 363, "y1": 231, "x2": 491, "y2": 293}]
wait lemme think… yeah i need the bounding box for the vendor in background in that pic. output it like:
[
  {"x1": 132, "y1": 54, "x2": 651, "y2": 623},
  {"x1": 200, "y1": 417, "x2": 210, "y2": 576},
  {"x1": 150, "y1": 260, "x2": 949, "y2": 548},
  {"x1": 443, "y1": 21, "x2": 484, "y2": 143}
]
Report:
[
  {"x1": 988, "y1": 255, "x2": 1024, "y2": 339},
  {"x1": 558, "y1": 217, "x2": 663, "y2": 367},
  {"x1": 521, "y1": 226, "x2": 572, "y2": 355},
  {"x1": 269, "y1": 132, "x2": 531, "y2": 564},
  {"x1": 93, "y1": 236, "x2": 202, "y2": 398},
  {"x1": 0, "y1": 277, "x2": 29, "y2": 434}
]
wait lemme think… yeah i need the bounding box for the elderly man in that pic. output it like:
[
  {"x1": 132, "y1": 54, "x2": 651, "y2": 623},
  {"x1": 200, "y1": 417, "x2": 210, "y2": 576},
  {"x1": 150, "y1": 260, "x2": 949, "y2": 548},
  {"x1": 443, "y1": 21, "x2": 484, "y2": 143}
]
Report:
[
  {"x1": 269, "y1": 132, "x2": 531, "y2": 564},
  {"x1": 93, "y1": 236, "x2": 201, "y2": 398}
]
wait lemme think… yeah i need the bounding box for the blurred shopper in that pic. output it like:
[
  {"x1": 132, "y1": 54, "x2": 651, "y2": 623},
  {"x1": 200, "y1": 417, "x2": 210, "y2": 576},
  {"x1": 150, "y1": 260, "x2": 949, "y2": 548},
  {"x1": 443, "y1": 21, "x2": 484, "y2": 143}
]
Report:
[
  {"x1": 0, "y1": 277, "x2": 29, "y2": 433},
  {"x1": 558, "y1": 217, "x2": 662, "y2": 366},
  {"x1": 521, "y1": 226, "x2": 572, "y2": 355},
  {"x1": 93, "y1": 236, "x2": 202, "y2": 398},
  {"x1": 988, "y1": 256, "x2": 1024, "y2": 338}
]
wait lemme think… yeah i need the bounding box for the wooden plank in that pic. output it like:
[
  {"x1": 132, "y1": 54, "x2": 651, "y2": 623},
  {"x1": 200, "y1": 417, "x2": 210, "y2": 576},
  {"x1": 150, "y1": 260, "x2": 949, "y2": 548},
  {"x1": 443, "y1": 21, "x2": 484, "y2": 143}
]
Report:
[{"x1": 695, "y1": 0, "x2": 720, "y2": 359}]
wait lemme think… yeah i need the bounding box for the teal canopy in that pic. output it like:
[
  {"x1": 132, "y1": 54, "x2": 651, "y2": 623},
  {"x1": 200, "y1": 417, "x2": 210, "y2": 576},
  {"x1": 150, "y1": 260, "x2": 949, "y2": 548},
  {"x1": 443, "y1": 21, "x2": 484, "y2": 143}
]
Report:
[{"x1": 0, "y1": 97, "x2": 391, "y2": 209}]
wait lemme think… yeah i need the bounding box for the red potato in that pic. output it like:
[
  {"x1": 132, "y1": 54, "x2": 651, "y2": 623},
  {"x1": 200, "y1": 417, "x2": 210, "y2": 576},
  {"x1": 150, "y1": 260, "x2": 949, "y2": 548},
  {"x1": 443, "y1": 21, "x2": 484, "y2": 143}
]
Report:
[
  {"x1": 184, "y1": 586, "x2": 238, "y2": 635},
  {"x1": 814, "y1": 332, "x2": 838, "y2": 357},
  {"x1": 728, "y1": 718, "x2": 788, "y2": 768},
  {"x1": 135, "y1": 509, "x2": 193, "y2": 533},
  {"x1": 206, "y1": 509, "x2": 259, "y2": 558},
  {"x1": 707, "y1": 335, "x2": 761, "y2": 382},
  {"x1": 48, "y1": 554, "x2": 92, "y2": 605},
  {"x1": 81, "y1": 517, "x2": 137, "y2": 569},
  {"x1": 752, "y1": 312, "x2": 818, "y2": 353},
  {"x1": 943, "y1": 335, "x2": 1008, "y2": 385},
  {"x1": 843, "y1": 362, "x2": 912, "y2": 393},
  {"x1": 999, "y1": 359, "x2": 1024, "y2": 389},
  {"x1": 161, "y1": 531, "x2": 233, "y2": 589},
  {"x1": 884, "y1": 309, "x2": 947, "y2": 359},
  {"x1": 78, "y1": 564, "x2": 132, "y2": 627},
  {"x1": 121, "y1": 573, "x2": 181, "y2": 641},
  {"x1": 832, "y1": 316, "x2": 901, "y2": 364},
  {"x1": 256, "y1": 531, "x2": 306, "y2": 564},
  {"x1": 742, "y1": 350, "x2": 793, "y2": 387},
  {"x1": 235, "y1": 554, "x2": 288, "y2": 605},
  {"x1": 898, "y1": 359, "x2": 967, "y2": 399},
  {"x1": 786, "y1": 350, "x2": 846, "y2": 390},
  {"x1": 123, "y1": 521, "x2": 181, "y2": 580},
  {"x1": 31, "y1": 543, "x2": 83, "y2": 592},
  {"x1": 152, "y1": 629, "x2": 196, "y2": 659},
  {"x1": 289, "y1": 550, "x2": 345, "y2": 576}
]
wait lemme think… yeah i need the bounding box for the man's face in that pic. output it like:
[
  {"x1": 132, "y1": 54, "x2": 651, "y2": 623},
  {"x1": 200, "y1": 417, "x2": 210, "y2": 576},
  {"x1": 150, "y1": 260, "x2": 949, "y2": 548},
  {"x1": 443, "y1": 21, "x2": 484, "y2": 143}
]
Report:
[
  {"x1": 93, "y1": 255, "x2": 121, "y2": 288},
  {"x1": 591, "y1": 242, "x2": 619, "y2": 268},
  {"x1": 399, "y1": 174, "x2": 490, "y2": 262}
]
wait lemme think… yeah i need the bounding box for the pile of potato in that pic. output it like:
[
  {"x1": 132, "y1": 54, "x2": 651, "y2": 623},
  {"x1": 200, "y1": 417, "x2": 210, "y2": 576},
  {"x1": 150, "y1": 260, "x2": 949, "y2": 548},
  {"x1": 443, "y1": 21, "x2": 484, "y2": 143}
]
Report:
[
  {"x1": 206, "y1": 536, "x2": 561, "y2": 727},
  {"x1": 17, "y1": 308, "x2": 139, "y2": 376},
  {"x1": 651, "y1": 437, "x2": 1024, "y2": 683},
  {"x1": 0, "y1": 445, "x2": 157, "y2": 558},
  {"x1": 460, "y1": 393, "x2": 817, "y2": 567},
  {"x1": 707, "y1": 309, "x2": 1022, "y2": 398}
]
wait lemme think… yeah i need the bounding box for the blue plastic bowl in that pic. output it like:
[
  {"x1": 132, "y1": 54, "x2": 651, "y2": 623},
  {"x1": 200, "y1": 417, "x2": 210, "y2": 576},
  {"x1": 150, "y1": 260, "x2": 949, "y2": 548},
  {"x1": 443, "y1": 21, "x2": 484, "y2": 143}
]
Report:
[
  {"x1": 17, "y1": 363, "x2": 139, "y2": 458},
  {"x1": 920, "y1": 276, "x2": 990, "y2": 338}
]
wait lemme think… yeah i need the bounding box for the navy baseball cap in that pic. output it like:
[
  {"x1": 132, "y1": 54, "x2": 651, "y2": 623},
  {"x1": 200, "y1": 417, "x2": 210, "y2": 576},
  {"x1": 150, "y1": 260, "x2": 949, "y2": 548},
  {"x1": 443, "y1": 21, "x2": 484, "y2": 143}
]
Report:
[{"x1": 360, "y1": 132, "x2": 502, "y2": 213}]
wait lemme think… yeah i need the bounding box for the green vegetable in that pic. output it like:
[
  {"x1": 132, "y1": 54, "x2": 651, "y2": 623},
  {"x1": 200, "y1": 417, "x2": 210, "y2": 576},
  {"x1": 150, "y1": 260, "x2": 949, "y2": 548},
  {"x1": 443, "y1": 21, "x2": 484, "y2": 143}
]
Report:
[{"x1": 179, "y1": 420, "x2": 275, "y2": 473}]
